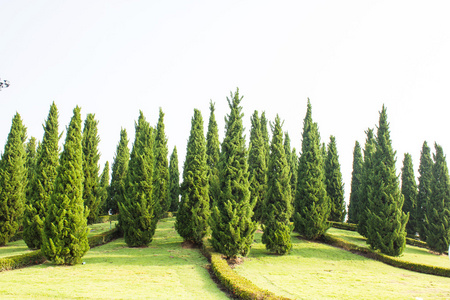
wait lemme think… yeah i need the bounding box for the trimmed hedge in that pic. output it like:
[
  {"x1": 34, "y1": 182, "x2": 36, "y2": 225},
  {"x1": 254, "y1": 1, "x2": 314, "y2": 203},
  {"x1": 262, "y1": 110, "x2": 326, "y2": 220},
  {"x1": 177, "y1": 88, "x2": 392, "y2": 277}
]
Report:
[
  {"x1": 88, "y1": 227, "x2": 121, "y2": 248},
  {"x1": 9, "y1": 231, "x2": 23, "y2": 242},
  {"x1": 95, "y1": 214, "x2": 119, "y2": 224},
  {"x1": 321, "y1": 233, "x2": 450, "y2": 278},
  {"x1": 201, "y1": 240, "x2": 290, "y2": 300}
]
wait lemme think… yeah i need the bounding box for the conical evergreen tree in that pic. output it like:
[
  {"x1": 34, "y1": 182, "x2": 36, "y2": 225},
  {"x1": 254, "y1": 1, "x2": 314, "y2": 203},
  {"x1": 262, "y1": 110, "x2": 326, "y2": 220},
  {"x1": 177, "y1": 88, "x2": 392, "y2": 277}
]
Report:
[
  {"x1": 401, "y1": 153, "x2": 418, "y2": 236},
  {"x1": 25, "y1": 137, "x2": 37, "y2": 199},
  {"x1": 325, "y1": 136, "x2": 346, "y2": 222},
  {"x1": 108, "y1": 128, "x2": 130, "y2": 215},
  {"x1": 357, "y1": 129, "x2": 376, "y2": 237},
  {"x1": 98, "y1": 161, "x2": 110, "y2": 215},
  {"x1": 23, "y1": 103, "x2": 60, "y2": 249},
  {"x1": 119, "y1": 111, "x2": 157, "y2": 247},
  {"x1": 284, "y1": 132, "x2": 293, "y2": 203},
  {"x1": 248, "y1": 111, "x2": 267, "y2": 222},
  {"x1": 206, "y1": 101, "x2": 220, "y2": 208},
  {"x1": 294, "y1": 99, "x2": 330, "y2": 239},
  {"x1": 347, "y1": 141, "x2": 363, "y2": 224},
  {"x1": 175, "y1": 109, "x2": 210, "y2": 244},
  {"x1": 82, "y1": 113, "x2": 101, "y2": 224},
  {"x1": 0, "y1": 113, "x2": 27, "y2": 245},
  {"x1": 365, "y1": 105, "x2": 408, "y2": 256},
  {"x1": 42, "y1": 106, "x2": 89, "y2": 264},
  {"x1": 425, "y1": 143, "x2": 450, "y2": 253},
  {"x1": 168, "y1": 146, "x2": 180, "y2": 212},
  {"x1": 262, "y1": 115, "x2": 293, "y2": 254},
  {"x1": 260, "y1": 112, "x2": 270, "y2": 168},
  {"x1": 153, "y1": 108, "x2": 170, "y2": 219},
  {"x1": 290, "y1": 147, "x2": 298, "y2": 201},
  {"x1": 415, "y1": 141, "x2": 433, "y2": 241},
  {"x1": 210, "y1": 88, "x2": 256, "y2": 258}
]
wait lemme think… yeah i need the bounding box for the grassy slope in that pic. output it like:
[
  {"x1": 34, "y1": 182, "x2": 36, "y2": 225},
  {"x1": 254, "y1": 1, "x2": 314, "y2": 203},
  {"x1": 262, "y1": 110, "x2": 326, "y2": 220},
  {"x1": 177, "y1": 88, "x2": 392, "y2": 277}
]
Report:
[
  {"x1": 0, "y1": 218, "x2": 228, "y2": 300},
  {"x1": 234, "y1": 231, "x2": 450, "y2": 300}
]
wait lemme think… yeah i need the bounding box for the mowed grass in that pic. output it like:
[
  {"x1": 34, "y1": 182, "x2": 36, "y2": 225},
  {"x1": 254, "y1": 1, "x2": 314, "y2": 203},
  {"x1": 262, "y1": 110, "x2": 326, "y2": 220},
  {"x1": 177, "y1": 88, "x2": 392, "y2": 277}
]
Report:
[
  {"x1": 327, "y1": 227, "x2": 450, "y2": 269},
  {"x1": 234, "y1": 230, "x2": 450, "y2": 299},
  {"x1": 0, "y1": 218, "x2": 228, "y2": 299}
]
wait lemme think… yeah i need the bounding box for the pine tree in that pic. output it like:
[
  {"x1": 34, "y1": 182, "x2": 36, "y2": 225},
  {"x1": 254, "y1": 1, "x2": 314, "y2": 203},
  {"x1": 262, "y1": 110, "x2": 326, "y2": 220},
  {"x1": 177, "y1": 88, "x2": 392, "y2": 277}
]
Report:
[
  {"x1": 248, "y1": 111, "x2": 267, "y2": 222},
  {"x1": 108, "y1": 128, "x2": 130, "y2": 215},
  {"x1": 153, "y1": 108, "x2": 170, "y2": 219},
  {"x1": 23, "y1": 103, "x2": 60, "y2": 249},
  {"x1": 210, "y1": 88, "x2": 257, "y2": 258},
  {"x1": 98, "y1": 161, "x2": 110, "y2": 215},
  {"x1": 401, "y1": 153, "x2": 418, "y2": 236},
  {"x1": 82, "y1": 113, "x2": 101, "y2": 224},
  {"x1": 168, "y1": 147, "x2": 180, "y2": 212},
  {"x1": 290, "y1": 147, "x2": 298, "y2": 201},
  {"x1": 365, "y1": 105, "x2": 408, "y2": 256},
  {"x1": 24, "y1": 137, "x2": 37, "y2": 201},
  {"x1": 416, "y1": 141, "x2": 433, "y2": 241},
  {"x1": 119, "y1": 111, "x2": 157, "y2": 247},
  {"x1": 42, "y1": 106, "x2": 89, "y2": 264},
  {"x1": 260, "y1": 112, "x2": 270, "y2": 168},
  {"x1": 425, "y1": 143, "x2": 450, "y2": 253},
  {"x1": 206, "y1": 101, "x2": 220, "y2": 208},
  {"x1": 283, "y1": 132, "x2": 293, "y2": 203},
  {"x1": 294, "y1": 99, "x2": 330, "y2": 240},
  {"x1": 357, "y1": 129, "x2": 376, "y2": 237},
  {"x1": 262, "y1": 115, "x2": 293, "y2": 254},
  {"x1": 347, "y1": 141, "x2": 363, "y2": 224},
  {"x1": 325, "y1": 136, "x2": 346, "y2": 222},
  {"x1": 175, "y1": 109, "x2": 210, "y2": 244},
  {"x1": 0, "y1": 113, "x2": 27, "y2": 245}
]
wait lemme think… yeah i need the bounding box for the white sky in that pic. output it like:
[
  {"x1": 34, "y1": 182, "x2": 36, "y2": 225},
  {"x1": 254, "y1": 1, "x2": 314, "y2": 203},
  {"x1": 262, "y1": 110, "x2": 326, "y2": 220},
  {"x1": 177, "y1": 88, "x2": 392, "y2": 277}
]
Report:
[{"x1": 1, "y1": 1, "x2": 450, "y2": 205}]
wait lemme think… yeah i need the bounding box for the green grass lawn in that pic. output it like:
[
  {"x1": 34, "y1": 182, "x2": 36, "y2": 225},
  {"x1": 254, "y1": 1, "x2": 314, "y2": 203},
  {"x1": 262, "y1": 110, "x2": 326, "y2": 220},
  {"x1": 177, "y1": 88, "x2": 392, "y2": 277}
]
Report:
[
  {"x1": 0, "y1": 218, "x2": 228, "y2": 299},
  {"x1": 234, "y1": 230, "x2": 450, "y2": 299},
  {"x1": 327, "y1": 227, "x2": 450, "y2": 269}
]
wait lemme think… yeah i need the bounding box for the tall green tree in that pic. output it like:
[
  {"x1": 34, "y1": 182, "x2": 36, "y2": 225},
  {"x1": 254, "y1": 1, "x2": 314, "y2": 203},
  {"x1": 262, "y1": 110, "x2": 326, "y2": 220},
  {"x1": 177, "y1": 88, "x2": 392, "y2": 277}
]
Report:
[
  {"x1": 401, "y1": 153, "x2": 418, "y2": 236},
  {"x1": 119, "y1": 111, "x2": 157, "y2": 247},
  {"x1": 108, "y1": 128, "x2": 130, "y2": 215},
  {"x1": 175, "y1": 109, "x2": 210, "y2": 244},
  {"x1": 347, "y1": 141, "x2": 363, "y2": 224},
  {"x1": 415, "y1": 141, "x2": 433, "y2": 241},
  {"x1": 82, "y1": 113, "x2": 101, "y2": 224},
  {"x1": 206, "y1": 101, "x2": 221, "y2": 208},
  {"x1": 248, "y1": 111, "x2": 267, "y2": 222},
  {"x1": 211, "y1": 88, "x2": 257, "y2": 258},
  {"x1": 260, "y1": 112, "x2": 270, "y2": 168},
  {"x1": 357, "y1": 129, "x2": 376, "y2": 237},
  {"x1": 325, "y1": 136, "x2": 346, "y2": 222},
  {"x1": 284, "y1": 133, "x2": 297, "y2": 202},
  {"x1": 262, "y1": 115, "x2": 293, "y2": 254},
  {"x1": 153, "y1": 108, "x2": 170, "y2": 218},
  {"x1": 0, "y1": 113, "x2": 27, "y2": 245},
  {"x1": 42, "y1": 106, "x2": 89, "y2": 264},
  {"x1": 98, "y1": 161, "x2": 110, "y2": 215},
  {"x1": 23, "y1": 103, "x2": 60, "y2": 249},
  {"x1": 365, "y1": 105, "x2": 408, "y2": 256},
  {"x1": 294, "y1": 99, "x2": 330, "y2": 240},
  {"x1": 425, "y1": 143, "x2": 450, "y2": 253},
  {"x1": 25, "y1": 137, "x2": 37, "y2": 200},
  {"x1": 168, "y1": 146, "x2": 180, "y2": 212}
]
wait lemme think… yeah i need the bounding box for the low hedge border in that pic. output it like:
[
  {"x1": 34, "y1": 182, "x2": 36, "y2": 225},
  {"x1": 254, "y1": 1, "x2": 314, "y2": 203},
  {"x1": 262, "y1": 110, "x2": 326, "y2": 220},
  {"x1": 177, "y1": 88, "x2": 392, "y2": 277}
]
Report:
[
  {"x1": 321, "y1": 233, "x2": 450, "y2": 278},
  {"x1": 201, "y1": 240, "x2": 291, "y2": 300},
  {"x1": 0, "y1": 227, "x2": 121, "y2": 272}
]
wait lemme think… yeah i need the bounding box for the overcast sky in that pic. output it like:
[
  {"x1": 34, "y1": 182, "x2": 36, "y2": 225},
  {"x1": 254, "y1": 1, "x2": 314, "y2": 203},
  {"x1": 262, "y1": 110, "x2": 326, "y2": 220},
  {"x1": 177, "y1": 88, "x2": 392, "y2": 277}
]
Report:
[{"x1": 1, "y1": 1, "x2": 450, "y2": 205}]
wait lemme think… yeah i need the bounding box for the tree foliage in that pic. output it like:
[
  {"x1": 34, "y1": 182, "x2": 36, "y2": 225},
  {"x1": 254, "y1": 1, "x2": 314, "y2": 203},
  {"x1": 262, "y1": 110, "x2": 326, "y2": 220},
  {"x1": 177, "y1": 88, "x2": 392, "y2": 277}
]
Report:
[
  {"x1": 347, "y1": 141, "x2": 363, "y2": 224},
  {"x1": 206, "y1": 101, "x2": 220, "y2": 208},
  {"x1": 168, "y1": 147, "x2": 180, "y2": 212},
  {"x1": 416, "y1": 141, "x2": 433, "y2": 241},
  {"x1": 325, "y1": 135, "x2": 346, "y2": 222},
  {"x1": 98, "y1": 161, "x2": 110, "y2": 215},
  {"x1": 401, "y1": 153, "x2": 417, "y2": 236}
]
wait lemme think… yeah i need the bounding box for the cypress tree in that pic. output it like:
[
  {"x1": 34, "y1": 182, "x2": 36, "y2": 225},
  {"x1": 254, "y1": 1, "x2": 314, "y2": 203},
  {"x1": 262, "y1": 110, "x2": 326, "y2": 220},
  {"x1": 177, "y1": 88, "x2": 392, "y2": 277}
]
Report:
[
  {"x1": 357, "y1": 129, "x2": 376, "y2": 237},
  {"x1": 294, "y1": 99, "x2": 330, "y2": 240},
  {"x1": 260, "y1": 112, "x2": 270, "y2": 168},
  {"x1": 248, "y1": 111, "x2": 267, "y2": 222},
  {"x1": 25, "y1": 137, "x2": 37, "y2": 200},
  {"x1": 23, "y1": 103, "x2": 60, "y2": 249},
  {"x1": 42, "y1": 106, "x2": 89, "y2": 264},
  {"x1": 283, "y1": 132, "x2": 293, "y2": 202},
  {"x1": 175, "y1": 109, "x2": 210, "y2": 244},
  {"x1": 211, "y1": 88, "x2": 256, "y2": 258},
  {"x1": 98, "y1": 161, "x2": 110, "y2": 215},
  {"x1": 82, "y1": 113, "x2": 101, "y2": 224},
  {"x1": 347, "y1": 141, "x2": 363, "y2": 224},
  {"x1": 262, "y1": 115, "x2": 293, "y2": 254},
  {"x1": 168, "y1": 146, "x2": 180, "y2": 212},
  {"x1": 325, "y1": 136, "x2": 346, "y2": 222},
  {"x1": 365, "y1": 105, "x2": 408, "y2": 256},
  {"x1": 0, "y1": 113, "x2": 27, "y2": 245},
  {"x1": 290, "y1": 147, "x2": 298, "y2": 201},
  {"x1": 206, "y1": 101, "x2": 220, "y2": 208},
  {"x1": 401, "y1": 153, "x2": 418, "y2": 236},
  {"x1": 416, "y1": 141, "x2": 433, "y2": 241},
  {"x1": 119, "y1": 111, "x2": 157, "y2": 247},
  {"x1": 153, "y1": 108, "x2": 170, "y2": 219},
  {"x1": 425, "y1": 143, "x2": 450, "y2": 253},
  {"x1": 108, "y1": 128, "x2": 130, "y2": 215}
]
